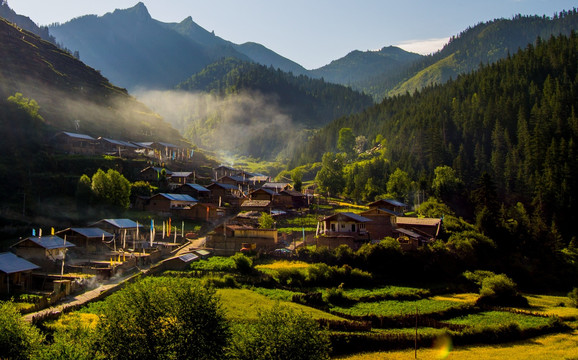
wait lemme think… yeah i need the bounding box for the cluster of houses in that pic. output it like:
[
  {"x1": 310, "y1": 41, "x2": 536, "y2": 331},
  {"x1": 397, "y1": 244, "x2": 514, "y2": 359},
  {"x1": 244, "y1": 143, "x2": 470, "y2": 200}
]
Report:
[
  {"x1": 205, "y1": 197, "x2": 442, "y2": 256},
  {"x1": 134, "y1": 165, "x2": 308, "y2": 221},
  {"x1": 0, "y1": 218, "x2": 186, "y2": 295},
  {"x1": 51, "y1": 131, "x2": 192, "y2": 161}
]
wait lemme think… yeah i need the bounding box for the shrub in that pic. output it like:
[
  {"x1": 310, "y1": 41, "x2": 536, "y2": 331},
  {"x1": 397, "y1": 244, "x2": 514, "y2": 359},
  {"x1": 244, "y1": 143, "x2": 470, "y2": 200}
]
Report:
[
  {"x1": 228, "y1": 304, "x2": 331, "y2": 360},
  {"x1": 568, "y1": 287, "x2": 578, "y2": 308},
  {"x1": 477, "y1": 274, "x2": 528, "y2": 307},
  {"x1": 0, "y1": 301, "x2": 44, "y2": 360},
  {"x1": 232, "y1": 253, "x2": 254, "y2": 275}
]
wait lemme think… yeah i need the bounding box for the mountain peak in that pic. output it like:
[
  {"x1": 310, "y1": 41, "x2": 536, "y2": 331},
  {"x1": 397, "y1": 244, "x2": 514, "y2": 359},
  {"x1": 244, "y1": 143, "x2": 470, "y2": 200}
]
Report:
[{"x1": 112, "y1": 2, "x2": 151, "y2": 21}]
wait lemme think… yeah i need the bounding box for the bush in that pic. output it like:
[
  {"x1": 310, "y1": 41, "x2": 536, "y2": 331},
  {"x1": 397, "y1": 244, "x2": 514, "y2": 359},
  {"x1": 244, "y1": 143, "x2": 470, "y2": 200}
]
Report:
[
  {"x1": 232, "y1": 253, "x2": 254, "y2": 274},
  {"x1": 0, "y1": 301, "x2": 44, "y2": 360},
  {"x1": 228, "y1": 304, "x2": 331, "y2": 360},
  {"x1": 95, "y1": 277, "x2": 230, "y2": 359},
  {"x1": 568, "y1": 287, "x2": 578, "y2": 308},
  {"x1": 477, "y1": 274, "x2": 528, "y2": 307}
]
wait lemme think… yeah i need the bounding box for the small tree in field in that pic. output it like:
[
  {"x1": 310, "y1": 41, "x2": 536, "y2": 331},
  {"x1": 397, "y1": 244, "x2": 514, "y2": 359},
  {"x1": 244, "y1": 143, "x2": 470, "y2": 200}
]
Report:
[
  {"x1": 228, "y1": 304, "x2": 331, "y2": 360},
  {"x1": 95, "y1": 277, "x2": 229, "y2": 360},
  {"x1": 0, "y1": 301, "x2": 44, "y2": 360},
  {"x1": 258, "y1": 212, "x2": 275, "y2": 229}
]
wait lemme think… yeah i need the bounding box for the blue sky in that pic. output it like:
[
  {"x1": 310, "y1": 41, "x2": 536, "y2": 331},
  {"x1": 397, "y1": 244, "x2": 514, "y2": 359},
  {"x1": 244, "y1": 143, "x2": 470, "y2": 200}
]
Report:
[{"x1": 8, "y1": 0, "x2": 577, "y2": 69}]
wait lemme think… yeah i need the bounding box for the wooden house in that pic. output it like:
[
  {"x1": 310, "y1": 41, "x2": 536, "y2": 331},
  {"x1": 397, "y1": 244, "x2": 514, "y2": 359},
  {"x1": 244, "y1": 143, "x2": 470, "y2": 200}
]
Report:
[
  {"x1": 360, "y1": 207, "x2": 398, "y2": 240},
  {"x1": 276, "y1": 189, "x2": 307, "y2": 209},
  {"x1": 171, "y1": 202, "x2": 218, "y2": 221},
  {"x1": 11, "y1": 236, "x2": 76, "y2": 270},
  {"x1": 0, "y1": 252, "x2": 39, "y2": 294},
  {"x1": 139, "y1": 166, "x2": 173, "y2": 182},
  {"x1": 262, "y1": 182, "x2": 291, "y2": 193},
  {"x1": 394, "y1": 217, "x2": 442, "y2": 239},
  {"x1": 367, "y1": 199, "x2": 407, "y2": 215},
  {"x1": 206, "y1": 183, "x2": 244, "y2": 207},
  {"x1": 144, "y1": 193, "x2": 198, "y2": 213},
  {"x1": 214, "y1": 165, "x2": 238, "y2": 180},
  {"x1": 249, "y1": 188, "x2": 277, "y2": 202},
  {"x1": 55, "y1": 227, "x2": 114, "y2": 255},
  {"x1": 318, "y1": 212, "x2": 372, "y2": 250},
  {"x1": 98, "y1": 137, "x2": 138, "y2": 158},
  {"x1": 170, "y1": 172, "x2": 194, "y2": 185},
  {"x1": 206, "y1": 224, "x2": 278, "y2": 255},
  {"x1": 240, "y1": 199, "x2": 272, "y2": 212},
  {"x1": 52, "y1": 131, "x2": 98, "y2": 155},
  {"x1": 175, "y1": 183, "x2": 211, "y2": 202},
  {"x1": 89, "y1": 219, "x2": 144, "y2": 250}
]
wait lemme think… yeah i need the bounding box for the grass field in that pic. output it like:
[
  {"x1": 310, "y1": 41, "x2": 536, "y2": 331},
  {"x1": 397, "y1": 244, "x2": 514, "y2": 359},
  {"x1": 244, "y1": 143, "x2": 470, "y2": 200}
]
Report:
[
  {"x1": 331, "y1": 298, "x2": 472, "y2": 318},
  {"x1": 445, "y1": 311, "x2": 556, "y2": 330},
  {"x1": 216, "y1": 288, "x2": 345, "y2": 323},
  {"x1": 522, "y1": 294, "x2": 578, "y2": 320},
  {"x1": 333, "y1": 286, "x2": 431, "y2": 301},
  {"x1": 334, "y1": 330, "x2": 578, "y2": 359}
]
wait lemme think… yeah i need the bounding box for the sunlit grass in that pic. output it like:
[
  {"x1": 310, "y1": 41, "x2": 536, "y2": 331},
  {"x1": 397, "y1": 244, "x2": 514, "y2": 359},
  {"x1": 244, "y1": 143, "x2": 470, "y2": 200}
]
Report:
[
  {"x1": 331, "y1": 298, "x2": 471, "y2": 318},
  {"x1": 432, "y1": 293, "x2": 479, "y2": 303},
  {"x1": 522, "y1": 294, "x2": 578, "y2": 319},
  {"x1": 217, "y1": 288, "x2": 344, "y2": 323},
  {"x1": 255, "y1": 260, "x2": 311, "y2": 272},
  {"x1": 333, "y1": 330, "x2": 578, "y2": 359},
  {"x1": 445, "y1": 311, "x2": 555, "y2": 330}
]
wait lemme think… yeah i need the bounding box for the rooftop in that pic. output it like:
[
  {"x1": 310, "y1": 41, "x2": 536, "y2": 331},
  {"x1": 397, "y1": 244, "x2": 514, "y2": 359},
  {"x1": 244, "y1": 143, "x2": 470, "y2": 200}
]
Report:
[
  {"x1": 14, "y1": 236, "x2": 76, "y2": 250},
  {"x1": 0, "y1": 252, "x2": 40, "y2": 274}
]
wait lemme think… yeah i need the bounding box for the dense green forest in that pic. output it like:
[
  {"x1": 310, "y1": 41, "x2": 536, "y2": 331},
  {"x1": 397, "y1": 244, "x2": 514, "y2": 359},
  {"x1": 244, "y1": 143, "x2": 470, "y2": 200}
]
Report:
[
  {"x1": 295, "y1": 32, "x2": 578, "y2": 246},
  {"x1": 368, "y1": 10, "x2": 578, "y2": 99},
  {"x1": 175, "y1": 58, "x2": 374, "y2": 160}
]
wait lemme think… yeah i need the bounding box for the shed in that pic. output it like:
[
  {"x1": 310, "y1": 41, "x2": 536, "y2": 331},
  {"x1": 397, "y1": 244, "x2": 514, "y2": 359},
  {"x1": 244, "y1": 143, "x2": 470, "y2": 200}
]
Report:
[
  {"x1": 0, "y1": 252, "x2": 39, "y2": 294},
  {"x1": 11, "y1": 236, "x2": 75, "y2": 266}
]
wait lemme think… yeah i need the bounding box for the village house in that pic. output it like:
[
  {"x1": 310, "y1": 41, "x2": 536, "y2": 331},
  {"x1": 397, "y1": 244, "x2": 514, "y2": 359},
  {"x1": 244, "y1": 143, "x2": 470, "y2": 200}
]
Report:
[
  {"x1": 139, "y1": 166, "x2": 173, "y2": 182},
  {"x1": 240, "y1": 199, "x2": 272, "y2": 212},
  {"x1": 317, "y1": 212, "x2": 372, "y2": 250},
  {"x1": 51, "y1": 131, "x2": 98, "y2": 155},
  {"x1": 169, "y1": 172, "x2": 194, "y2": 186},
  {"x1": 213, "y1": 165, "x2": 238, "y2": 180},
  {"x1": 367, "y1": 199, "x2": 407, "y2": 215},
  {"x1": 144, "y1": 193, "x2": 198, "y2": 213},
  {"x1": 89, "y1": 219, "x2": 144, "y2": 250},
  {"x1": 276, "y1": 189, "x2": 307, "y2": 209},
  {"x1": 171, "y1": 202, "x2": 219, "y2": 222},
  {"x1": 262, "y1": 182, "x2": 292, "y2": 193},
  {"x1": 55, "y1": 227, "x2": 115, "y2": 255},
  {"x1": 394, "y1": 217, "x2": 442, "y2": 239},
  {"x1": 206, "y1": 182, "x2": 244, "y2": 207},
  {"x1": 98, "y1": 137, "x2": 139, "y2": 158},
  {"x1": 11, "y1": 235, "x2": 76, "y2": 271},
  {"x1": 0, "y1": 252, "x2": 39, "y2": 294},
  {"x1": 360, "y1": 207, "x2": 399, "y2": 240},
  {"x1": 174, "y1": 183, "x2": 211, "y2": 202},
  {"x1": 206, "y1": 224, "x2": 278, "y2": 255}
]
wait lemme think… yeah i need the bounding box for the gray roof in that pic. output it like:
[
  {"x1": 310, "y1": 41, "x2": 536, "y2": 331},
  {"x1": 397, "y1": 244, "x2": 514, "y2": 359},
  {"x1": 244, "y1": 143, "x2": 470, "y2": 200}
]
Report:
[
  {"x1": 13, "y1": 236, "x2": 76, "y2": 250},
  {"x1": 370, "y1": 199, "x2": 407, "y2": 208},
  {"x1": 0, "y1": 252, "x2": 40, "y2": 274},
  {"x1": 183, "y1": 183, "x2": 210, "y2": 192},
  {"x1": 251, "y1": 188, "x2": 276, "y2": 196},
  {"x1": 323, "y1": 212, "x2": 372, "y2": 223},
  {"x1": 378, "y1": 208, "x2": 402, "y2": 217},
  {"x1": 69, "y1": 228, "x2": 114, "y2": 238},
  {"x1": 171, "y1": 172, "x2": 192, "y2": 177},
  {"x1": 61, "y1": 131, "x2": 95, "y2": 140},
  {"x1": 99, "y1": 137, "x2": 138, "y2": 148},
  {"x1": 178, "y1": 253, "x2": 199, "y2": 263},
  {"x1": 262, "y1": 182, "x2": 290, "y2": 189},
  {"x1": 156, "y1": 141, "x2": 179, "y2": 148},
  {"x1": 394, "y1": 228, "x2": 425, "y2": 239},
  {"x1": 92, "y1": 219, "x2": 144, "y2": 229},
  {"x1": 209, "y1": 183, "x2": 239, "y2": 191},
  {"x1": 156, "y1": 193, "x2": 198, "y2": 202}
]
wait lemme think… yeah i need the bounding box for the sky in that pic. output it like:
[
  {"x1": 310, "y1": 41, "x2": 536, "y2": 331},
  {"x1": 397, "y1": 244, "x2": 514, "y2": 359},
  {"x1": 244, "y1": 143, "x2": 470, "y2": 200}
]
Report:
[{"x1": 7, "y1": 0, "x2": 578, "y2": 69}]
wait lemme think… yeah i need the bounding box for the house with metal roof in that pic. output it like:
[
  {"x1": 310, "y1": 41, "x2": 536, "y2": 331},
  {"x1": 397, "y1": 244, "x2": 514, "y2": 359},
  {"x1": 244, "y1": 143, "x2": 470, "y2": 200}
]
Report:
[
  {"x1": 0, "y1": 252, "x2": 39, "y2": 294},
  {"x1": 98, "y1": 137, "x2": 138, "y2": 157},
  {"x1": 206, "y1": 183, "x2": 244, "y2": 207},
  {"x1": 52, "y1": 131, "x2": 98, "y2": 155},
  {"x1": 317, "y1": 212, "x2": 372, "y2": 250},
  {"x1": 56, "y1": 227, "x2": 115, "y2": 255},
  {"x1": 367, "y1": 199, "x2": 407, "y2": 215},
  {"x1": 89, "y1": 219, "x2": 144, "y2": 250},
  {"x1": 170, "y1": 172, "x2": 194, "y2": 185},
  {"x1": 139, "y1": 166, "x2": 173, "y2": 182},
  {"x1": 175, "y1": 183, "x2": 211, "y2": 201},
  {"x1": 11, "y1": 236, "x2": 75, "y2": 270},
  {"x1": 145, "y1": 193, "x2": 198, "y2": 213}
]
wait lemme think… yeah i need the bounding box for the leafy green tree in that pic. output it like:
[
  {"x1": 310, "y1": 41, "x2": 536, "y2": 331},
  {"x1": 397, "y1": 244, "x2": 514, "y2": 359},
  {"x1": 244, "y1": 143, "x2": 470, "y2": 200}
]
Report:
[
  {"x1": 95, "y1": 277, "x2": 229, "y2": 360},
  {"x1": 76, "y1": 174, "x2": 93, "y2": 208},
  {"x1": 316, "y1": 152, "x2": 345, "y2": 196},
  {"x1": 7, "y1": 92, "x2": 43, "y2": 121},
  {"x1": 130, "y1": 181, "x2": 154, "y2": 203},
  {"x1": 0, "y1": 301, "x2": 44, "y2": 360},
  {"x1": 291, "y1": 168, "x2": 303, "y2": 192},
  {"x1": 90, "y1": 169, "x2": 131, "y2": 209},
  {"x1": 258, "y1": 212, "x2": 275, "y2": 229},
  {"x1": 35, "y1": 314, "x2": 101, "y2": 360},
  {"x1": 232, "y1": 253, "x2": 254, "y2": 275},
  {"x1": 386, "y1": 168, "x2": 412, "y2": 202},
  {"x1": 228, "y1": 304, "x2": 331, "y2": 360},
  {"x1": 431, "y1": 165, "x2": 462, "y2": 201},
  {"x1": 337, "y1": 127, "x2": 355, "y2": 158}
]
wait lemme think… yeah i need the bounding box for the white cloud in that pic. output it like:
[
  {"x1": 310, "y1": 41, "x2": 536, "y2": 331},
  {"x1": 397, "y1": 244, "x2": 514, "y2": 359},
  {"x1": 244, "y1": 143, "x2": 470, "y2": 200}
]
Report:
[{"x1": 395, "y1": 37, "x2": 450, "y2": 55}]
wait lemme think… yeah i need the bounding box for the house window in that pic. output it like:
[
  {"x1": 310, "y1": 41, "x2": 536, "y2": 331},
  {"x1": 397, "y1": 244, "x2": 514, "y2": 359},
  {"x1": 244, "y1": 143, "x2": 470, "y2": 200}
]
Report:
[
  {"x1": 351, "y1": 224, "x2": 356, "y2": 232},
  {"x1": 330, "y1": 223, "x2": 336, "y2": 231}
]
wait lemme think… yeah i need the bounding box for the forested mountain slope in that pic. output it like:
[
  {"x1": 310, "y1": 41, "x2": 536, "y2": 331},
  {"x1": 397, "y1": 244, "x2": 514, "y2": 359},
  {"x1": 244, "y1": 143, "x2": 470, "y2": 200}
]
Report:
[
  {"x1": 175, "y1": 58, "x2": 374, "y2": 159},
  {"x1": 295, "y1": 32, "x2": 578, "y2": 240},
  {"x1": 385, "y1": 10, "x2": 578, "y2": 98}
]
